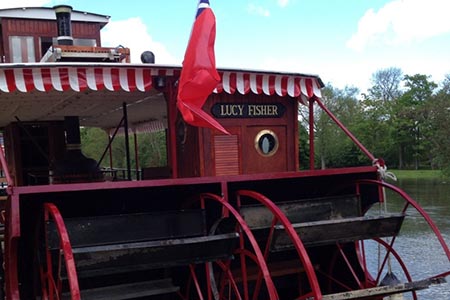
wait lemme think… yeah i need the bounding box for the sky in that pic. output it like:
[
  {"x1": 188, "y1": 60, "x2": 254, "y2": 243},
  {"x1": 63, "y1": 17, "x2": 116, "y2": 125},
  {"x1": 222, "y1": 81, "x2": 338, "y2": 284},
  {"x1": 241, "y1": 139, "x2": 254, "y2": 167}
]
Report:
[{"x1": 2, "y1": 0, "x2": 450, "y2": 94}]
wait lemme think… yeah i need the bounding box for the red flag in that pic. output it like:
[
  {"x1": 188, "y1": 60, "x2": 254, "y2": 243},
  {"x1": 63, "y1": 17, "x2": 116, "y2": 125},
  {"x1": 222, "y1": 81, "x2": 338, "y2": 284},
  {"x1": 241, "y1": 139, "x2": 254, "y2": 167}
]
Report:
[{"x1": 177, "y1": 0, "x2": 229, "y2": 134}]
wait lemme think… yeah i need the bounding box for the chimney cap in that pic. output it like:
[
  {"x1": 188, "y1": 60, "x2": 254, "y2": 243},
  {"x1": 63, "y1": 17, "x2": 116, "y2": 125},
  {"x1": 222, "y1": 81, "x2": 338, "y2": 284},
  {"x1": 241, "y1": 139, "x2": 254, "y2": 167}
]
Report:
[{"x1": 53, "y1": 5, "x2": 73, "y2": 13}]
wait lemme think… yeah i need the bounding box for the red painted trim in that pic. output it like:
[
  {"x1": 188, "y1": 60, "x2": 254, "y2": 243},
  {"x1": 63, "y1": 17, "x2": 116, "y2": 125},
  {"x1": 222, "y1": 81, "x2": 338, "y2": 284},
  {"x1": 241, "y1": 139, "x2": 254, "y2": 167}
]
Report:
[
  {"x1": 5, "y1": 194, "x2": 20, "y2": 300},
  {"x1": 0, "y1": 146, "x2": 12, "y2": 186},
  {"x1": 166, "y1": 81, "x2": 179, "y2": 178},
  {"x1": 11, "y1": 166, "x2": 378, "y2": 196},
  {"x1": 43, "y1": 203, "x2": 80, "y2": 300},
  {"x1": 309, "y1": 98, "x2": 315, "y2": 170},
  {"x1": 4, "y1": 236, "x2": 19, "y2": 300}
]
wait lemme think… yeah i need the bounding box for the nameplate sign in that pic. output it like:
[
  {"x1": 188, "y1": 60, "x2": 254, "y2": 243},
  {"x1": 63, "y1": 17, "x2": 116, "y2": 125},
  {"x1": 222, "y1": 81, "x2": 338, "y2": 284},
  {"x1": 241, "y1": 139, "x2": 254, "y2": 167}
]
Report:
[{"x1": 211, "y1": 103, "x2": 285, "y2": 118}]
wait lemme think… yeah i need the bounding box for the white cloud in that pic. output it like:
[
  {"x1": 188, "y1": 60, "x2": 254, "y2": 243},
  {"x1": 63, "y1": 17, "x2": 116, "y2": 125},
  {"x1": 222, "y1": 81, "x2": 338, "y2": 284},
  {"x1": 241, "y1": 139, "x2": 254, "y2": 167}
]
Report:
[
  {"x1": 347, "y1": 0, "x2": 450, "y2": 51},
  {"x1": 277, "y1": 0, "x2": 290, "y2": 8},
  {"x1": 247, "y1": 3, "x2": 270, "y2": 17},
  {"x1": 0, "y1": 0, "x2": 51, "y2": 9},
  {"x1": 100, "y1": 17, "x2": 177, "y2": 64}
]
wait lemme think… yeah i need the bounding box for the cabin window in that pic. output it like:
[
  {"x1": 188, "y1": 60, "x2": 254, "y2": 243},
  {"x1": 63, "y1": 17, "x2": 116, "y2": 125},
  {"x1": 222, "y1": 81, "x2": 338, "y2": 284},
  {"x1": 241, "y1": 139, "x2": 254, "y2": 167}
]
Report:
[
  {"x1": 40, "y1": 37, "x2": 53, "y2": 59},
  {"x1": 9, "y1": 36, "x2": 35, "y2": 63},
  {"x1": 255, "y1": 129, "x2": 279, "y2": 157}
]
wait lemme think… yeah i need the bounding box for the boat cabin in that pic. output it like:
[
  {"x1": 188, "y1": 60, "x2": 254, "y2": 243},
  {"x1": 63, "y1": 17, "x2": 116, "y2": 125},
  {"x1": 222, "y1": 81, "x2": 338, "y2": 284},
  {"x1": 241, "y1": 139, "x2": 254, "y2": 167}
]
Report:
[{"x1": 0, "y1": 5, "x2": 322, "y2": 186}]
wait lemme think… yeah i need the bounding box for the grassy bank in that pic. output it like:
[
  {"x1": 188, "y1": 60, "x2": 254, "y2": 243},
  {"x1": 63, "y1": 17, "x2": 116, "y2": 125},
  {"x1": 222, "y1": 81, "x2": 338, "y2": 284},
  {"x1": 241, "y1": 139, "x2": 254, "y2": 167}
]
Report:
[{"x1": 389, "y1": 169, "x2": 444, "y2": 180}]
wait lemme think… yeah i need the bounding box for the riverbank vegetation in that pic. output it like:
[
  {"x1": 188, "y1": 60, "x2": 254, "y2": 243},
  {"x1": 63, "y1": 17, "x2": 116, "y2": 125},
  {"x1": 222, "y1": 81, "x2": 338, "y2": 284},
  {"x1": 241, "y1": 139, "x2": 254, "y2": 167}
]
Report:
[
  {"x1": 389, "y1": 169, "x2": 444, "y2": 180},
  {"x1": 299, "y1": 68, "x2": 450, "y2": 177}
]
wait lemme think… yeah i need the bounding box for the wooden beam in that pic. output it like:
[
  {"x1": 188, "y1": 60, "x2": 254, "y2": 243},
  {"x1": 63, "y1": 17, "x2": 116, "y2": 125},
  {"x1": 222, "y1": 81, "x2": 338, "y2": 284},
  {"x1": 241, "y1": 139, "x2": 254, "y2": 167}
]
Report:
[{"x1": 322, "y1": 277, "x2": 446, "y2": 300}]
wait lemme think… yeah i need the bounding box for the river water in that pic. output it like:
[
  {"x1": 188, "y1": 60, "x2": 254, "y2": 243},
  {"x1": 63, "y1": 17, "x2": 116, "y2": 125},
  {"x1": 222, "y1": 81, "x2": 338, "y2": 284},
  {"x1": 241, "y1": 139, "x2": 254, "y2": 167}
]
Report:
[{"x1": 365, "y1": 177, "x2": 450, "y2": 299}]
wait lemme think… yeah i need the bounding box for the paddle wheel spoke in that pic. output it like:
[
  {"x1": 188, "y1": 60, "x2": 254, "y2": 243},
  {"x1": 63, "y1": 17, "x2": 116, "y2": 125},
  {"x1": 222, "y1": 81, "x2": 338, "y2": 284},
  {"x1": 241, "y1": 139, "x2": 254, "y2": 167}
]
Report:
[
  {"x1": 352, "y1": 179, "x2": 450, "y2": 299},
  {"x1": 180, "y1": 231, "x2": 271, "y2": 300},
  {"x1": 336, "y1": 243, "x2": 363, "y2": 289},
  {"x1": 357, "y1": 179, "x2": 450, "y2": 261},
  {"x1": 323, "y1": 238, "x2": 419, "y2": 300},
  {"x1": 214, "y1": 260, "x2": 241, "y2": 299},
  {"x1": 199, "y1": 193, "x2": 279, "y2": 300},
  {"x1": 35, "y1": 203, "x2": 80, "y2": 300},
  {"x1": 235, "y1": 190, "x2": 322, "y2": 300}
]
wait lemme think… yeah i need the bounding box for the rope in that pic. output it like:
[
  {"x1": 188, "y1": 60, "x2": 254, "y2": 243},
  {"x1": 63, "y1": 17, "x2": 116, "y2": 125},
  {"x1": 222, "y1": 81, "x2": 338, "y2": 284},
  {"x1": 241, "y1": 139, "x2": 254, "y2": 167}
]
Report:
[
  {"x1": 373, "y1": 159, "x2": 397, "y2": 182},
  {"x1": 373, "y1": 158, "x2": 397, "y2": 277}
]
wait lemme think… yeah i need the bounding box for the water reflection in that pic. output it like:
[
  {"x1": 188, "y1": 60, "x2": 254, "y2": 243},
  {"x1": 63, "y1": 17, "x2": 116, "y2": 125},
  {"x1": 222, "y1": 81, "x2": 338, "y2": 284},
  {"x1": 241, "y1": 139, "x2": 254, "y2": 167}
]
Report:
[{"x1": 366, "y1": 177, "x2": 450, "y2": 299}]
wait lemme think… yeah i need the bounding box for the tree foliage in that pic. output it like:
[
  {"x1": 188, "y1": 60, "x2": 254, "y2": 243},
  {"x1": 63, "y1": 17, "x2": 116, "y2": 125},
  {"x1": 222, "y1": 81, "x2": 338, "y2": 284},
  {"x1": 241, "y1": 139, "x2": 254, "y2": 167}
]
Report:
[
  {"x1": 314, "y1": 84, "x2": 366, "y2": 169},
  {"x1": 81, "y1": 127, "x2": 167, "y2": 171},
  {"x1": 313, "y1": 69, "x2": 449, "y2": 173},
  {"x1": 429, "y1": 75, "x2": 450, "y2": 175},
  {"x1": 367, "y1": 67, "x2": 403, "y2": 102}
]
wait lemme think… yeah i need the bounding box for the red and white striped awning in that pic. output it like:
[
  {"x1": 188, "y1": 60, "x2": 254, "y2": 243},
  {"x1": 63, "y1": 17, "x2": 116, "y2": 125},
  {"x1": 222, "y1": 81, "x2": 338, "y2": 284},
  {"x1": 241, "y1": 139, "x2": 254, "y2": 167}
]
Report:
[
  {"x1": 0, "y1": 63, "x2": 323, "y2": 129},
  {"x1": 0, "y1": 66, "x2": 167, "y2": 93},
  {"x1": 0, "y1": 64, "x2": 323, "y2": 99},
  {"x1": 216, "y1": 71, "x2": 322, "y2": 99}
]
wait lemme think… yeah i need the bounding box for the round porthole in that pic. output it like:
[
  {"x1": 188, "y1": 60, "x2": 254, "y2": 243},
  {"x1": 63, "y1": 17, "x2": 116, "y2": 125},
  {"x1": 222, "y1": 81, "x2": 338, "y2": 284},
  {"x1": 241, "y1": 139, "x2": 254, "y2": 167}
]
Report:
[{"x1": 255, "y1": 130, "x2": 279, "y2": 157}]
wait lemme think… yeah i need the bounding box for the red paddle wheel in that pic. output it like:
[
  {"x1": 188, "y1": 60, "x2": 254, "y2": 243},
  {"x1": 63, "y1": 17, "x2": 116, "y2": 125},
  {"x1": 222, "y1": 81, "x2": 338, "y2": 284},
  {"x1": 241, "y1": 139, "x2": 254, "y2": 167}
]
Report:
[{"x1": 34, "y1": 195, "x2": 281, "y2": 300}]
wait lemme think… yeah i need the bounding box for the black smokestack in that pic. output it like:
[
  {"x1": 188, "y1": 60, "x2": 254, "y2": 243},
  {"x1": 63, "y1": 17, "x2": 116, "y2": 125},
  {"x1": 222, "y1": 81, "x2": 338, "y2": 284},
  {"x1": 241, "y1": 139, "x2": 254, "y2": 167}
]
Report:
[
  {"x1": 54, "y1": 5, "x2": 73, "y2": 45},
  {"x1": 64, "y1": 116, "x2": 81, "y2": 146}
]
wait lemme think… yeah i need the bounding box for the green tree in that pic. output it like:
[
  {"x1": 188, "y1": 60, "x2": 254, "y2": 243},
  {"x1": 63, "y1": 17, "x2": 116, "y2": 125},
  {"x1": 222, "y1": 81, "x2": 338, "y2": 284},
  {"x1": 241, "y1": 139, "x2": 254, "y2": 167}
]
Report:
[
  {"x1": 81, "y1": 127, "x2": 109, "y2": 164},
  {"x1": 367, "y1": 67, "x2": 403, "y2": 102},
  {"x1": 364, "y1": 67, "x2": 403, "y2": 168},
  {"x1": 298, "y1": 121, "x2": 310, "y2": 170},
  {"x1": 394, "y1": 74, "x2": 437, "y2": 169},
  {"x1": 81, "y1": 127, "x2": 167, "y2": 175},
  {"x1": 429, "y1": 74, "x2": 450, "y2": 175},
  {"x1": 137, "y1": 131, "x2": 167, "y2": 167},
  {"x1": 314, "y1": 84, "x2": 364, "y2": 168}
]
